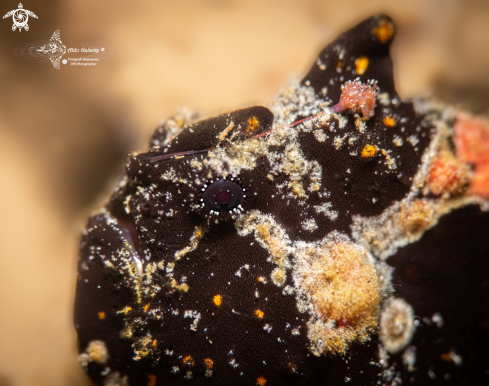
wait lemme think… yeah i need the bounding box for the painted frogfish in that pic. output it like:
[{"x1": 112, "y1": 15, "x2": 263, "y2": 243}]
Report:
[{"x1": 75, "y1": 15, "x2": 489, "y2": 386}]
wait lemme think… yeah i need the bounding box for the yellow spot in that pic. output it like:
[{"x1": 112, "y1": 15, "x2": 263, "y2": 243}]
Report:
[
  {"x1": 174, "y1": 155, "x2": 185, "y2": 160},
  {"x1": 383, "y1": 116, "x2": 396, "y2": 127},
  {"x1": 361, "y1": 145, "x2": 377, "y2": 158},
  {"x1": 176, "y1": 116, "x2": 184, "y2": 128},
  {"x1": 255, "y1": 309, "x2": 265, "y2": 319},
  {"x1": 257, "y1": 376, "x2": 267, "y2": 386},
  {"x1": 152, "y1": 340, "x2": 158, "y2": 348},
  {"x1": 204, "y1": 358, "x2": 214, "y2": 369},
  {"x1": 213, "y1": 295, "x2": 222, "y2": 306},
  {"x1": 144, "y1": 303, "x2": 151, "y2": 312},
  {"x1": 371, "y1": 19, "x2": 394, "y2": 44},
  {"x1": 355, "y1": 56, "x2": 369, "y2": 75},
  {"x1": 246, "y1": 116, "x2": 260, "y2": 133},
  {"x1": 98, "y1": 311, "x2": 106, "y2": 320},
  {"x1": 118, "y1": 306, "x2": 132, "y2": 315},
  {"x1": 183, "y1": 355, "x2": 195, "y2": 367}
]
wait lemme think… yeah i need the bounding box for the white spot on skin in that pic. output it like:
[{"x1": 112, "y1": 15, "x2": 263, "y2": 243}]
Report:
[
  {"x1": 393, "y1": 135, "x2": 403, "y2": 147},
  {"x1": 313, "y1": 129, "x2": 327, "y2": 142},
  {"x1": 301, "y1": 218, "x2": 318, "y2": 231},
  {"x1": 402, "y1": 346, "x2": 416, "y2": 372},
  {"x1": 407, "y1": 134, "x2": 419, "y2": 147},
  {"x1": 355, "y1": 117, "x2": 366, "y2": 134},
  {"x1": 378, "y1": 92, "x2": 391, "y2": 106},
  {"x1": 263, "y1": 324, "x2": 272, "y2": 333},
  {"x1": 161, "y1": 167, "x2": 177, "y2": 181},
  {"x1": 334, "y1": 134, "x2": 348, "y2": 149},
  {"x1": 379, "y1": 297, "x2": 415, "y2": 354},
  {"x1": 313, "y1": 202, "x2": 338, "y2": 221}
]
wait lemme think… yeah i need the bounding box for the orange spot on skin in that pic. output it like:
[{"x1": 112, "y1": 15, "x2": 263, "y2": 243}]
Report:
[
  {"x1": 336, "y1": 79, "x2": 379, "y2": 118},
  {"x1": 361, "y1": 145, "x2": 377, "y2": 158},
  {"x1": 257, "y1": 377, "x2": 267, "y2": 386},
  {"x1": 246, "y1": 116, "x2": 260, "y2": 133},
  {"x1": 152, "y1": 340, "x2": 158, "y2": 348},
  {"x1": 255, "y1": 309, "x2": 265, "y2": 319},
  {"x1": 428, "y1": 151, "x2": 469, "y2": 196},
  {"x1": 98, "y1": 311, "x2": 106, "y2": 320},
  {"x1": 147, "y1": 374, "x2": 157, "y2": 386},
  {"x1": 257, "y1": 276, "x2": 267, "y2": 284},
  {"x1": 383, "y1": 116, "x2": 395, "y2": 127},
  {"x1": 371, "y1": 18, "x2": 395, "y2": 43},
  {"x1": 336, "y1": 60, "x2": 345, "y2": 69},
  {"x1": 183, "y1": 355, "x2": 195, "y2": 367},
  {"x1": 144, "y1": 303, "x2": 151, "y2": 312},
  {"x1": 204, "y1": 358, "x2": 214, "y2": 369},
  {"x1": 355, "y1": 56, "x2": 369, "y2": 75},
  {"x1": 213, "y1": 294, "x2": 222, "y2": 306},
  {"x1": 454, "y1": 113, "x2": 489, "y2": 197}
]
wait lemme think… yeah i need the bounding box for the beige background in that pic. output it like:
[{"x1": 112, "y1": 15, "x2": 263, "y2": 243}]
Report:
[{"x1": 0, "y1": 1, "x2": 488, "y2": 385}]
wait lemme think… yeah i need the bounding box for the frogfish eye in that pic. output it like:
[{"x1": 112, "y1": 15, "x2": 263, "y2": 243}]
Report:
[{"x1": 201, "y1": 178, "x2": 244, "y2": 213}]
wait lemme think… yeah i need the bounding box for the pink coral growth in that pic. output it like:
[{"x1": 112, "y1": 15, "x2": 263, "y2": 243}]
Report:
[{"x1": 331, "y1": 78, "x2": 380, "y2": 118}]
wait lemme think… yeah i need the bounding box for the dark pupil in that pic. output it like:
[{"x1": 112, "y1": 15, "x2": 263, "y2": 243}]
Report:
[
  {"x1": 215, "y1": 190, "x2": 232, "y2": 205},
  {"x1": 202, "y1": 179, "x2": 243, "y2": 212}
]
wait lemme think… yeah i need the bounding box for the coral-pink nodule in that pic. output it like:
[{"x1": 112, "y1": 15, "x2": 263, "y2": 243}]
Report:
[{"x1": 332, "y1": 78, "x2": 379, "y2": 118}]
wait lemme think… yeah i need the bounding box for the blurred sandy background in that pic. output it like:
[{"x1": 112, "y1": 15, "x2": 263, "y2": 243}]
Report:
[{"x1": 0, "y1": 0, "x2": 488, "y2": 385}]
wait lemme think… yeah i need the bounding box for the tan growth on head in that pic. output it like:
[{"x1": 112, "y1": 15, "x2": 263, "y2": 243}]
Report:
[
  {"x1": 79, "y1": 340, "x2": 109, "y2": 369},
  {"x1": 296, "y1": 236, "x2": 380, "y2": 355}
]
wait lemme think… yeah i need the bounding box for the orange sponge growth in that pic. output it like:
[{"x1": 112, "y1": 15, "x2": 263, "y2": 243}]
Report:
[
  {"x1": 428, "y1": 150, "x2": 469, "y2": 196},
  {"x1": 454, "y1": 113, "x2": 489, "y2": 197}
]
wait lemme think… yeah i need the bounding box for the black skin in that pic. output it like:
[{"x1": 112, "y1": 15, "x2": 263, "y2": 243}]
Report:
[{"x1": 75, "y1": 14, "x2": 489, "y2": 385}]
